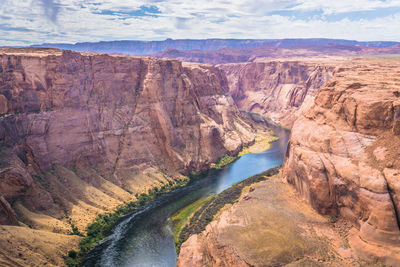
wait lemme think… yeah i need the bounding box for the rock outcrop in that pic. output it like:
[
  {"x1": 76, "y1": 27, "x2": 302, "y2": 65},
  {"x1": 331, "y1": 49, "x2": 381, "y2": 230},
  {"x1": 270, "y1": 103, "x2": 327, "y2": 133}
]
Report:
[
  {"x1": 283, "y1": 57, "x2": 400, "y2": 265},
  {"x1": 178, "y1": 173, "x2": 361, "y2": 267},
  {"x1": 220, "y1": 60, "x2": 336, "y2": 127},
  {"x1": 0, "y1": 48, "x2": 255, "y2": 265}
]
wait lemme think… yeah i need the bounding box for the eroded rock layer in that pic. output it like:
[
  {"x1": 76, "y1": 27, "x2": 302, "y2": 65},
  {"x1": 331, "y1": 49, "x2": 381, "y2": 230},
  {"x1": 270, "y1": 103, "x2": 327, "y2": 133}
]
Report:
[
  {"x1": 0, "y1": 48, "x2": 255, "y2": 266},
  {"x1": 219, "y1": 60, "x2": 337, "y2": 127},
  {"x1": 283, "y1": 57, "x2": 400, "y2": 265}
]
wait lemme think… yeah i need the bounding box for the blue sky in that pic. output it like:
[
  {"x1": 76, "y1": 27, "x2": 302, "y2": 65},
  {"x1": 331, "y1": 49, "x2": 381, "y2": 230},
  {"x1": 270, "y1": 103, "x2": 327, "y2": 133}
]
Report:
[{"x1": 0, "y1": 0, "x2": 400, "y2": 46}]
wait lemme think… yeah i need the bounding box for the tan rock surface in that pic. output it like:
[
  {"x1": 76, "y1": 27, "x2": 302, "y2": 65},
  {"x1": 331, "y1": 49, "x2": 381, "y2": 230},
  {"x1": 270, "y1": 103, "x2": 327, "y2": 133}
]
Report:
[
  {"x1": 283, "y1": 57, "x2": 400, "y2": 266},
  {"x1": 178, "y1": 174, "x2": 363, "y2": 267}
]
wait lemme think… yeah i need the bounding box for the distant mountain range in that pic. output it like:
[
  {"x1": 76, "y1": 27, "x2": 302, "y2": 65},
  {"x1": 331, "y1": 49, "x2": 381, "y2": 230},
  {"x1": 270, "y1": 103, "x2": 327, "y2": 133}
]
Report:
[{"x1": 32, "y1": 38, "x2": 400, "y2": 55}]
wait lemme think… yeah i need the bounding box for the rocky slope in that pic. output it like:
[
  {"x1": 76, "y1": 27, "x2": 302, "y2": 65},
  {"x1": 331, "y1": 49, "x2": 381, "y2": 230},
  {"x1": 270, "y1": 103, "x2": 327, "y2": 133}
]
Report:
[
  {"x1": 178, "y1": 172, "x2": 362, "y2": 267},
  {"x1": 283, "y1": 57, "x2": 400, "y2": 266},
  {"x1": 220, "y1": 59, "x2": 338, "y2": 127},
  {"x1": 0, "y1": 48, "x2": 255, "y2": 266}
]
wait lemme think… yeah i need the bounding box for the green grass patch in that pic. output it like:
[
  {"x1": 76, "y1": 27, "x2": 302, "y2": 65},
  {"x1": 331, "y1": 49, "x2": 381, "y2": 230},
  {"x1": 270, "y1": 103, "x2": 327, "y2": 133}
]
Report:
[
  {"x1": 171, "y1": 196, "x2": 213, "y2": 246},
  {"x1": 175, "y1": 166, "x2": 280, "y2": 252},
  {"x1": 210, "y1": 154, "x2": 238, "y2": 169}
]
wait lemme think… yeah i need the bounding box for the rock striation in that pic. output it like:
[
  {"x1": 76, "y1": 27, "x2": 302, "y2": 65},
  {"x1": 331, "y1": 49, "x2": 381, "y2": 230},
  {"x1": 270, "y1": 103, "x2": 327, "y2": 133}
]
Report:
[
  {"x1": 283, "y1": 57, "x2": 400, "y2": 265},
  {"x1": 0, "y1": 48, "x2": 255, "y2": 265},
  {"x1": 220, "y1": 60, "x2": 337, "y2": 127}
]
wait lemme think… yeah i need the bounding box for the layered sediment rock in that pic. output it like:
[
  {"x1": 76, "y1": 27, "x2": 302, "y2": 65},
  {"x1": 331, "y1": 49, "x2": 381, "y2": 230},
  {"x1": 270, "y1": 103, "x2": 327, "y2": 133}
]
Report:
[
  {"x1": 283, "y1": 58, "x2": 400, "y2": 265},
  {"x1": 0, "y1": 48, "x2": 255, "y2": 265},
  {"x1": 220, "y1": 60, "x2": 336, "y2": 127}
]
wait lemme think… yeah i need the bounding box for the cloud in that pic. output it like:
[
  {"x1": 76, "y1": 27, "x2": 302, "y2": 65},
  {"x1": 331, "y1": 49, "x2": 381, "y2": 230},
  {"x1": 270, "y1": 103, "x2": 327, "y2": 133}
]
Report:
[
  {"x1": 39, "y1": 0, "x2": 60, "y2": 23},
  {"x1": 0, "y1": 0, "x2": 399, "y2": 46}
]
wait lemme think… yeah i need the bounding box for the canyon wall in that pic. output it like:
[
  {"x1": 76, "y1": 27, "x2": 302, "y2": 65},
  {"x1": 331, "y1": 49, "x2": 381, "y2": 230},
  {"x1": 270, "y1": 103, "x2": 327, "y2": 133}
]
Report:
[
  {"x1": 0, "y1": 48, "x2": 255, "y2": 265},
  {"x1": 283, "y1": 58, "x2": 400, "y2": 265},
  {"x1": 220, "y1": 60, "x2": 336, "y2": 127}
]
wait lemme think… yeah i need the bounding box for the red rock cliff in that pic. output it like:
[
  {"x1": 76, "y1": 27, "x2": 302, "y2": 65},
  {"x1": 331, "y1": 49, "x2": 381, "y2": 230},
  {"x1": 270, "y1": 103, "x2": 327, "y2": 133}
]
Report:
[
  {"x1": 283, "y1": 58, "x2": 400, "y2": 265},
  {"x1": 220, "y1": 60, "x2": 336, "y2": 127},
  {"x1": 0, "y1": 48, "x2": 254, "y2": 231}
]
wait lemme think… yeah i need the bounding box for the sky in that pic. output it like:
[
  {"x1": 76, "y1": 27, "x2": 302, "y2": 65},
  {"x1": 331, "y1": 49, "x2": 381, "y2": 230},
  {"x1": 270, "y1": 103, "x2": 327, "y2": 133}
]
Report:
[{"x1": 0, "y1": 0, "x2": 400, "y2": 46}]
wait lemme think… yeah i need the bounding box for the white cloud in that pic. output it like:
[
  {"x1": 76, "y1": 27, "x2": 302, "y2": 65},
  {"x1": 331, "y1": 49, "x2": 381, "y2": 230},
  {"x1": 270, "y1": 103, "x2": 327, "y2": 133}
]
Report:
[
  {"x1": 0, "y1": 0, "x2": 399, "y2": 46},
  {"x1": 291, "y1": 0, "x2": 400, "y2": 14}
]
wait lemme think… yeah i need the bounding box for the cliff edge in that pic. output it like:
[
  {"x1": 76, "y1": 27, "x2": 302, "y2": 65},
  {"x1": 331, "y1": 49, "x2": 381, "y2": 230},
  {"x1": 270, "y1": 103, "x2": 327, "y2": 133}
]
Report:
[{"x1": 283, "y1": 57, "x2": 400, "y2": 266}]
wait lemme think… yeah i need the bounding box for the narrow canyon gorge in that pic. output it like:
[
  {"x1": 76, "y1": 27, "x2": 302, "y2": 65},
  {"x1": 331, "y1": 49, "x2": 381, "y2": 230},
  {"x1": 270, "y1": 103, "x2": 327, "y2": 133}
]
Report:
[{"x1": 0, "y1": 46, "x2": 399, "y2": 267}]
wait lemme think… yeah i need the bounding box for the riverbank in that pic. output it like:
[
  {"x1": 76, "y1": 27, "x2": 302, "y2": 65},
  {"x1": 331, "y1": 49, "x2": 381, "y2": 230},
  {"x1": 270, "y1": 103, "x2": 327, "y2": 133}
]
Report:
[
  {"x1": 172, "y1": 128, "x2": 278, "y2": 248},
  {"x1": 175, "y1": 166, "x2": 280, "y2": 251},
  {"x1": 80, "y1": 120, "x2": 289, "y2": 266},
  {"x1": 67, "y1": 127, "x2": 277, "y2": 266},
  {"x1": 65, "y1": 177, "x2": 190, "y2": 266}
]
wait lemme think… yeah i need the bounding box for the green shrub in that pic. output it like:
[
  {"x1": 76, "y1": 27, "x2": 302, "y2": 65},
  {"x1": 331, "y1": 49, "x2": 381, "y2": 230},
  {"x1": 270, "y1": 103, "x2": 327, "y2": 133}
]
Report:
[
  {"x1": 68, "y1": 250, "x2": 77, "y2": 258},
  {"x1": 69, "y1": 224, "x2": 84, "y2": 236}
]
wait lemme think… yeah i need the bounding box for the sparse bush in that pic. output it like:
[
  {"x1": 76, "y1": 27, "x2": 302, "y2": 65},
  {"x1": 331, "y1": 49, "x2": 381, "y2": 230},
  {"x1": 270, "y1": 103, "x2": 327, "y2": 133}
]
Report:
[
  {"x1": 69, "y1": 224, "x2": 84, "y2": 236},
  {"x1": 68, "y1": 250, "x2": 77, "y2": 258}
]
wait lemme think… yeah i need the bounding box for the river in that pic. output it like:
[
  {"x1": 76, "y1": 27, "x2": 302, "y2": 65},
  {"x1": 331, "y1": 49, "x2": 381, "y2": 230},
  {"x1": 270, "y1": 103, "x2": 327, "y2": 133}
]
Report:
[{"x1": 83, "y1": 124, "x2": 289, "y2": 267}]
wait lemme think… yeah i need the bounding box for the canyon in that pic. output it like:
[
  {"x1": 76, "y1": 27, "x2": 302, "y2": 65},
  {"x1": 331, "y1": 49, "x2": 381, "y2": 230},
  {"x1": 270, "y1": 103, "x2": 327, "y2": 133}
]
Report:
[
  {"x1": 0, "y1": 43, "x2": 399, "y2": 267},
  {"x1": 0, "y1": 48, "x2": 255, "y2": 266},
  {"x1": 177, "y1": 57, "x2": 400, "y2": 266}
]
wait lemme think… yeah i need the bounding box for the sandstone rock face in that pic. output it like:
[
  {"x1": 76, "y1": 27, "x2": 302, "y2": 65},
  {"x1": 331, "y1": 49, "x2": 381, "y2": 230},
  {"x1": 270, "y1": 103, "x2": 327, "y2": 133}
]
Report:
[
  {"x1": 219, "y1": 60, "x2": 336, "y2": 127},
  {"x1": 283, "y1": 58, "x2": 400, "y2": 265},
  {"x1": 0, "y1": 48, "x2": 254, "y2": 229},
  {"x1": 178, "y1": 175, "x2": 360, "y2": 267}
]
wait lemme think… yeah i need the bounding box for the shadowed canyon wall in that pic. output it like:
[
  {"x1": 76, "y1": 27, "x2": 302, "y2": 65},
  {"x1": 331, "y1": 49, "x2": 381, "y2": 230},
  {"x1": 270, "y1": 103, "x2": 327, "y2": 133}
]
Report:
[
  {"x1": 220, "y1": 61, "x2": 336, "y2": 127},
  {"x1": 283, "y1": 58, "x2": 400, "y2": 265}
]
